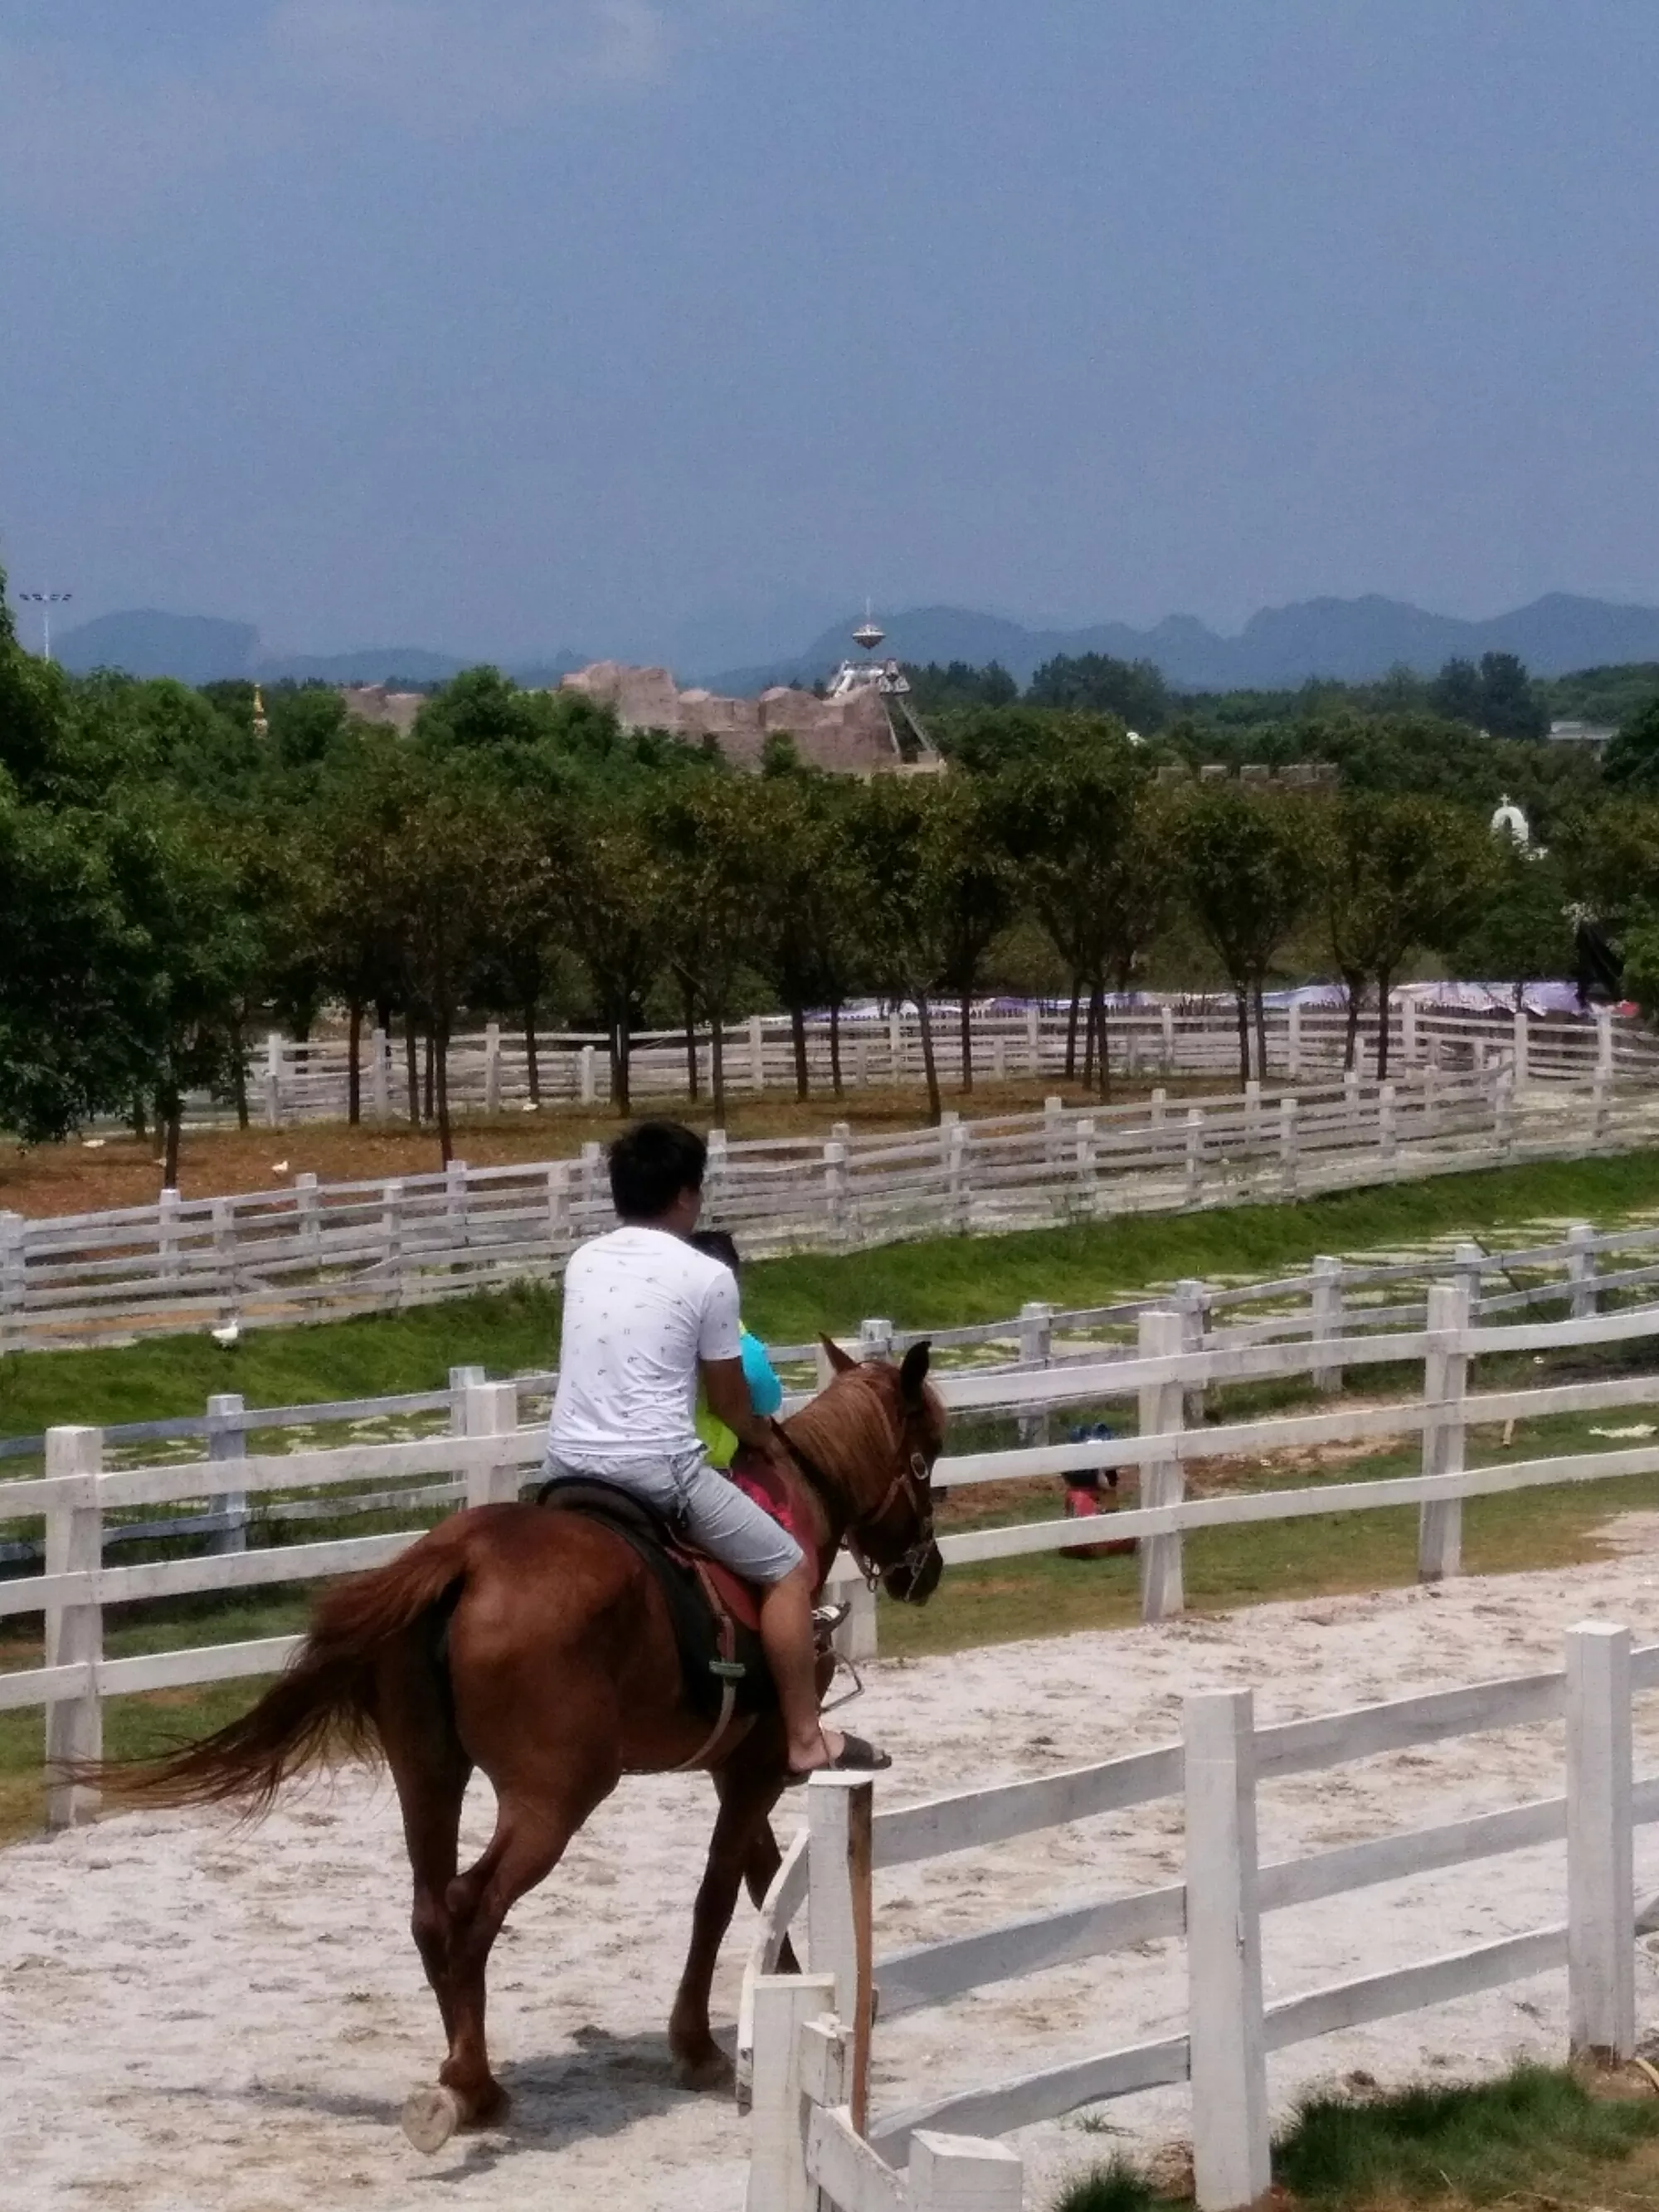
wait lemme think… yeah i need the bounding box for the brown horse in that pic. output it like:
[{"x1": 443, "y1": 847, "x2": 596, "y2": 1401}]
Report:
[{"x1": 89, "y1": 1339, "x2": 944, "y2": 2153}]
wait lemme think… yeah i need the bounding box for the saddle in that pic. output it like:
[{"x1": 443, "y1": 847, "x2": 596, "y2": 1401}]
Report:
[{"x1": 533, "y1": 1474, "x2": 773, "y2": 1754}]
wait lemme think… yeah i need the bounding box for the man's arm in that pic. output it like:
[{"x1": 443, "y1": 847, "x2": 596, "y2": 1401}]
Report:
[{"x1": 703, "y1": 1358, "x2": 787, "y2": 1461}]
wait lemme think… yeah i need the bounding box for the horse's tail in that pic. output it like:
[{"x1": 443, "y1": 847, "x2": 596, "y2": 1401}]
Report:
[{"x1": 87, "y1": 1516, "x2": 476, "y2": 1818}]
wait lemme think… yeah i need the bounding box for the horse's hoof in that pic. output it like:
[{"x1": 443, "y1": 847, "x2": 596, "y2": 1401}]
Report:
[
  {"x1": 673, "y1": 2046, "x2": 735, "y2": 2093},
  {"x1": 401, "y1": 2083, "x2": 462, "y2": 2156}
]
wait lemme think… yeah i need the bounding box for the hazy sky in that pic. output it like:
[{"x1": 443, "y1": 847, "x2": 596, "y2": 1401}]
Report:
[{"x1": 2, "y1": 1, "x2": 1657, "y2": 664}]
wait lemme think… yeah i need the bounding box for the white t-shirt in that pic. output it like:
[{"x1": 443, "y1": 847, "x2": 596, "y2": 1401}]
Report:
[{"x1": 548, "y1": 1226, "x2": 742, "y2": 1462}]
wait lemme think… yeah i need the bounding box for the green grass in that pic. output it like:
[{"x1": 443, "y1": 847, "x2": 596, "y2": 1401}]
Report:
[
  {"x1": 7, "y1": 1148, "x2": 1659, "y2": 1441},
  {"x1": 1051, "y1": 2064, "x2": 1659, "y2": 2211}
]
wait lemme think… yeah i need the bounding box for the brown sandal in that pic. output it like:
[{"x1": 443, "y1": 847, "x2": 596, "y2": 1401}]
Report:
[{"x1": 785, "y1": 1733, "x2": 893, "y2": 1786}]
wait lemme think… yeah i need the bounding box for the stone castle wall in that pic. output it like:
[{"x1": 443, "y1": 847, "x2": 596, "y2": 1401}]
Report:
[{"x1": 558, "y1": 661, "x2": 907, "y2": 774}]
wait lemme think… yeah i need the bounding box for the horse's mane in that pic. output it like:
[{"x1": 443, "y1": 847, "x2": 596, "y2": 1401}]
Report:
[{"x1": 783, "y1": 1364, "x2": 903, "y2": 1505}]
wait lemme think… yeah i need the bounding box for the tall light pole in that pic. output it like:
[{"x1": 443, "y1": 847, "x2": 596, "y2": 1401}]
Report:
[{"x1": 17, "y1": 591, "x2": 72, "y2": 661}]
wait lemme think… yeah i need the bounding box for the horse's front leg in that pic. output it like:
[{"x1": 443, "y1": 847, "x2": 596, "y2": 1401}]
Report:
[{"x1": 669, "y1": 1752, "x2": 786, "y2": 2090}]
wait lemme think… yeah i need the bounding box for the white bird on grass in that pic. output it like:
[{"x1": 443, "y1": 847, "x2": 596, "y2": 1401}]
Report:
[{"x1": 212, "y1": 1320, "x2": 241, "y2": 1349}]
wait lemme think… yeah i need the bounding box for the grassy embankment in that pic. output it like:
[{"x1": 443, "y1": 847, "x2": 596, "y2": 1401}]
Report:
[
  {"x1": 6, "y1": 1149, "x2": 1659, "y2": 1839},
  {"x1": 1055, "y1": 2063, "x2": 1659, "y2": 2212}
]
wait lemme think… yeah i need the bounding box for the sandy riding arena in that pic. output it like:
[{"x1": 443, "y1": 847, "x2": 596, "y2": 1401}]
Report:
[{"x1": 11, "y1": 1543, "x2": 1659, "y2": 2211}]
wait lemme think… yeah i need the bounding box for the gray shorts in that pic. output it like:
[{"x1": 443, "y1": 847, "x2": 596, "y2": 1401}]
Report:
[{"x1": 542, "y1": 1446, "x2": 805, "y2": 1587}]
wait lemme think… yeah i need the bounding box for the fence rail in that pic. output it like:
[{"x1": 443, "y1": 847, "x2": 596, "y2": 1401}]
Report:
[
  {"x1": 747, "y1": 1622, "x2": 1650, "y2": 2211},
  {"x1": 142, "y1": 998, "x2": 1648, "y2": 1129},
  {"x1": 11, "y1": 1051, "x2": 1659, "y2": 1350}
]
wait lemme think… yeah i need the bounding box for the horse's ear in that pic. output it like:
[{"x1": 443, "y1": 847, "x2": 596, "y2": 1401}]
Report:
[
  {"x1": 898, "y1": 1339, "x2": 932, "y2": 1403},
  {"x1": 820, "y1": 1333, "x2": 859, "y2": 1375}
]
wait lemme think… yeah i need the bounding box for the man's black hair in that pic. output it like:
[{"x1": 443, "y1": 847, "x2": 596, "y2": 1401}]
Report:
[
  {"x1": 688, "y1": 1228, "x2": 742, "y2": 1274},
  {"x1": 608, "y1": 1121, "x2": 708, "y2": 1221}
]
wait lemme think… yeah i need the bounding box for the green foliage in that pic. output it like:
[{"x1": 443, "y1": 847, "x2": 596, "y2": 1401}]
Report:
[
  {"x1": 1027, "y1": 652, "x2": 1170, "y2": 730},
  {"x1": 1273, "y1": 2062, "x2": 1659, "y2": 2205},
  {"x1": 1603, "y1": 696, "x2": 1659, "y2": 790},
  {"x1": 1049, "y1": 2155, "x2": 1165, "y2": 2212},
  {"x1": 1173, "y1": 783, "x2": 1316, "y2": 1078},
  {"x1": 1447, "y1": 839, "x2": 1575, "y2": 1002},
  {"x1": 902, "y1": 659, "x2": 1019, "y2": 712}
]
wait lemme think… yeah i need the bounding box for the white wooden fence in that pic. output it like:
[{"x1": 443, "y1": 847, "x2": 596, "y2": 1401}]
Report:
[
  {"x1": 12, "y1": 1053, "x2": 1659, "y2": 1349},
  {"x1": 9, "y1": 1287, "x2": 1659, "y2": 1831},
  {"x1": 747, "y1": 1622, "x2": 1651, "y2": 2211},
  {"x1": 7, "y1": 1211, "x2": 1659, "y2": 1563},
  {"x1": 205, "y1": 999, "x2": 1641, "y2": 1128}
]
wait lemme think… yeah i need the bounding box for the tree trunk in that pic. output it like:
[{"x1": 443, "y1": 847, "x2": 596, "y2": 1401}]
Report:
[
  {"x1": 1234, "y1": 986, "x2": 1252, "y2": 1087},
  {"x1": 404, "y1": 1015, "x2": 421, "y2": 1126},
  {"x1": 1064, "y1": 984, "x2": 1082, "y2": 1079},
  {"x1": 829, "y1": 1001, "x2": 844, "y2": 1098},
  {"x1": 130, "y1": 1093, "x2": 148, "y2": 1141},
  {"x1": 613, "y1": 1014, "x2": 633, "y2": 1116},
  {"x1": 347, "y1": 1000, "x2": 362, "y2": 1126},
  {"x1": 162, "y1": 1095, "x2": 182, "y2": 1191},
  {"x1": 230, "y1": 1016, "x2": 251, "y2": 1130},
  {"x1": 681, "y1": 979, "x2": 701, "y2": 1101},
  {"x1": 1342, "y1": 980, "x2": 1363, "y2": 1072},
  {"x1": 435, "y1": 1018, "x2": 454, "y2": 1164},
  {"x1": 1252, "y1": 979, "x2": 1268, "y2": 1085},
  {"x1": 1375, "y1": 969, "x2": 1394, "y2": 1080},
  {"x1": 959, "y1": 988, "x2": 974, "y2": 1095},
  {"x1": 791, "y1": 1001, "x2": 810, "y2": 1101},
  {"x1": 711, "y1": 1006, "x2": 727, "y2": 1125},
  {"x1": 524, "y1": 1005, "x2": 541, "y2": 1106},
  {"x1": 423, "y1": 1028, "x2": 435, "y2": 1121},
  {"x1": 915, "y1": 989, "x2": 943, "y2": 1126},
  {"x1": 1093, "y1": 984, "x2": 1111, "y2": 1100},
  {"x1": 1082, "y1": 992, "x2": 1097, "y2": 1087}
]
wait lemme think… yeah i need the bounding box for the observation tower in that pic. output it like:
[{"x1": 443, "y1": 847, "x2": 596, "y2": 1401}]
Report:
[{"x1": 824, "y1": 604, "x2": 937, "y2": 765}]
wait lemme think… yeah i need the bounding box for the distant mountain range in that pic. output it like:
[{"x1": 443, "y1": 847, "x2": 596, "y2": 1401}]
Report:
[
  {"x1": 51, "y1": 610, "x2": 582, "y2": 690},
  {"x1": 703, "y1": 593, "x2": 1659, "y2": 694},
  {"x1": 46, "y1": 591, "x2": 1659, "y2": 696}
]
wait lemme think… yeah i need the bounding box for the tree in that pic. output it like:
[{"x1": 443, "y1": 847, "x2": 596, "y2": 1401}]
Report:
[
  {"x1": 1602, "y1": 698, "x2": 1659, "y2": 791},
  {"x1": 1427, "y1": 657, "x2": 1485, "y2": 727},
  {"x1": 1175, "y1": 787, "x2": 1316, "y2": 1083},
  {"x1": 1316, "y1": 796, "x2": 1492, "y2": 1075},
  {"x1": 1026, "y1": 652, "x2": 1170, "y2": 730},
  {"x1": 1000, "y1": 737, "x2": 1146, "y2": 1094},
  {"x1": 923, "y1": 777, "x2": 1019, "y2": 1094},
  {"x1": 554, "y1": 800, "x2": 667, "y2": 1116},
  {"x1": 840, "y1": 779, "x2": 956, "y2": 1125},
  {"x1": 1447, "y1": 840, "x2": 1576, "y2": 1011},
  {"x1": 649, "y1": 772, "x2": 764, "y2": 1122},
  {"x1": 747, "y1": 775, "x2": 863, "y2": 1100},
  {"x1": 1477, "y1": 652, "x2": 1549, "y2": 741}
]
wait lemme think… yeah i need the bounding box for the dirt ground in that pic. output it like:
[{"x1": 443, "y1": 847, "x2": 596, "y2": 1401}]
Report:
[
  {"x1": 8, "y1": 1548, "x2": 1659, "y2": 2211},
  {"x1": 0, "y1": 1076, "x2": 1233, "y2": 1218}
]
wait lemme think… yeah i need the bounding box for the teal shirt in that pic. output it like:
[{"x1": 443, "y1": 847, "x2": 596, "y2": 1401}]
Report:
[{"x1": 695, "y1": 1327, "x2": 782, "y2": 1466}]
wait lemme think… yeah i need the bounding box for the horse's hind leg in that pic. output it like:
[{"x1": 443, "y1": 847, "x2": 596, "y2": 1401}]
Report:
[
  {"x1": 403, "y1": 1764, "x2": 614, "y2": 2153},
  {"x1": 376, "y1": 1633, "x2": 472, "y2": 2050}
]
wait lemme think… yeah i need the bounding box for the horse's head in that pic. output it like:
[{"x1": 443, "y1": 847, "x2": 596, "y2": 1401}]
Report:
[{"x1": 813, "y1": 1334, "x2": 946, "y2": 1607}]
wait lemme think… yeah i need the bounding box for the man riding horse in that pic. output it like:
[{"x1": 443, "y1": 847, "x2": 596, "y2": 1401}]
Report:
[{"x1": 545, "y1": 1119, "x2": 888, "y2": 1782}]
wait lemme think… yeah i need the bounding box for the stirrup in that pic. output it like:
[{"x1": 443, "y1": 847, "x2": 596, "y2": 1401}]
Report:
[{"x1": 813, "y1": 1600, "x2": 852, "y2": 1638}]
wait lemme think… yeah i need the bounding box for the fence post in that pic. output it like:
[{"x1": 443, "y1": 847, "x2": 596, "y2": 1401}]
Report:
[
  {"x1": 579, "y1": 1043, "x2": 598, "y2": 1106},
  {"x1": 1311, "y1": 1255, "x2": 1344, "y2": 1394},
  {"x1": 1595, "y1": 1003, "x2": 1615, "y2": 1082},
  {"x1": 888, "y1": 1009, "x2": 904, "y2": 1082},
  {"x1": 1454, "y1": 1239, "x2": 1484, "y2": 1315},
  {"x1": 263, "y1": 1031, "x2": 283, "y2": 1128},
  {"x1": 823, "y1": 1552, "x2": 878, "y2": 1663},
  {"x1": 1160, "y1": 1002, "x2": 1175, "y2": 1073},
  {"x1": 746, "y1": 1972, "x2": 838, "y2": 2212},
  {"x1": 484, "y1": 1021, "x2": 502, "y2": 1116},
  {"x1": 445, "y1": 1158, "x2": 469, "y2": 1246},
  {"x1": 1137, "y1": 1307, "x2": 1185, "y2": 1621},
  {"x1": 381, "y1": 1179, "x2": 404, "y2": 1305},
  {"x1": 450, "y1": 1363, "x2": 486, "y2": 1436},
  {"x1": 211, "y1": 1196, "x2": 237, "y2": 1327},
  {"x1": 371, "y1": 1026, "x2": 391, "y2": 1121},
  {"x1": 1565, "y1": 1223, "x2": 1598, "y2": 1320},
  {"x1": 44, "y1": 1425, "x2": 103, "y2": 1832},
  {"x1": 1044, "y1": 1093, "x2": 1064, "y2": 1174},
  {"x1": 1073, "y1": 1114, "x2": 1097, "y2": 1219},
  {"x1": 807, "y1": 1772, "x2": 874, "y2": 2132},
  {"x1": 1495, "y1": 1069, "x2": 1515, "y2": 1160},
  {"x1": 823, "y1": 1140, "x2": 849, "y2": 1246},
  {"x1": 1175, "y1": 1278, "x2": 1207, "y2": 1424},
  {"x1": 1593, "y1": 1060, "x2": 1613, "y2": 1143},
  {"x1": 1243, "y1": 1077, "x2": 1262, "y2": 1150},
  {"x1": 1512, "y1": 1005, "x2": 1530, "y2": 1091},
  {"x1": 206, "y1": 1392, "x2": 247, "y2": 1556},
  {"x1": 295, "y1": 1171, "x2": 320, "y2": 1268},
  {"x1": 948, "y1": 1116, "x2": 971, "y2": 1230},
  {"x1": 747, "y1": 1013, "x2": 766, "y2": 1092},
  {"x1": 1025, "y1": 1003, "x2": 1041, "y2": 1075},
  {"x1": 1287, "y1": 996, "x2": 1302, "y2": 1080},
  {"x1": 859, "y1": 1316, "x2": 894, "y2": 1365},
  {"x1": 1344, "y1": 1064, "x2": 1361, "y2": 1114},
  {"x1": 0, "y1": 1211, "x2": 25, "y2": 1355},
  {"x1": 464, "y1": 1378, "x2": 520, "y2": 1510},
  {"x1": 578, "y1": 1140, "x2": 604, "y2": 1231},
  {"x1": 1185, "y1": 1688, "x2": 1270, "y2": 2211},
  {"x1": 1150, "y1": 1085, "x2": 1167, "y2": 1134},
  {"x1": 1379, "y1": 1080, "x2": 1397, "y2": 1173},
  {"x1": 1184, "y1": 1106, "x2": 1204, "y2": 1206},
  {"x1": 1278, "y1": 1096, "x2": 1299, "y2": 1198},
  {"x1": 1402, "y1": 994, "x2": 1418, "y2": 1068},
  {"x1": 706, "y1": 1128, "x2": 728, "y2": 1218},
  {"x1": 1566, "y1": 1621, "x2": 1635, "y2": 2064},
  {"x1": 1018, "y1": 1300, "x2": 1053, "y2": 1450},
  {"x1": 910, "y1": 2132, "x2": 1025, "y2": 2210},
  {"x1": 159, "y1": 1184, "x2": 181, "y2": 1284},
  {"x1": 1417, "y1": 1278, "x2": 1470, "y2": 1582}
]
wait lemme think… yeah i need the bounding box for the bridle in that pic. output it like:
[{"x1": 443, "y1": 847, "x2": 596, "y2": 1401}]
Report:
[{"x1": 776, "y1": 1420, "x2": 938, "y2": 1595}]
